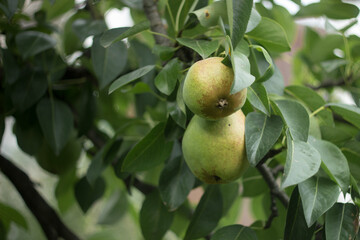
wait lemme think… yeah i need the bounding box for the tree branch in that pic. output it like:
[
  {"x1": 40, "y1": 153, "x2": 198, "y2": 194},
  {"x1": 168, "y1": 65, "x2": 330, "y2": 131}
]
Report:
[
  {"x1": 0, "y1": 155, "x2": 80, "y2": 240},
  {"x1": 143, "y1": 0, "x2": 172, "y2": 46},
  {"x1": 306, "y1": 75, "x2": 351, "y2": 90},
  {"x1": 264, "y1": 190, "x2": 278, "y2": 229}
]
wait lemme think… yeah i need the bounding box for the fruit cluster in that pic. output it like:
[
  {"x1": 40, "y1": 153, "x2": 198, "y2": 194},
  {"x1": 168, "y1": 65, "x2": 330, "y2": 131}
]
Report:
[{"x1": 182, "y1": 57, "x2": 248, "y2": 184}]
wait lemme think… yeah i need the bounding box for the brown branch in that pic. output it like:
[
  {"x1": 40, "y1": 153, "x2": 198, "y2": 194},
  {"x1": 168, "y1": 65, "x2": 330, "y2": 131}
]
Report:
[
  {"x1": 143, "y1": 0, "x2": 172, "y2": 47},
  {"x1": 264, "y1": 190, "x2": 278, "y2": 229},
  {"x1": 0, "y1": 155, "x2": 81, "y2": 240},
  {"x1": 306, "y1": 75, "x2": 351, "y2": 90}
]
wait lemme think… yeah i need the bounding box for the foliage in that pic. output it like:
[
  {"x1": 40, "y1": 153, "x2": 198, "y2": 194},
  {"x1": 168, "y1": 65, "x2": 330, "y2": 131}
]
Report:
[{"x1": 0, "y1": 0, "x2": 360, "y2": 239}]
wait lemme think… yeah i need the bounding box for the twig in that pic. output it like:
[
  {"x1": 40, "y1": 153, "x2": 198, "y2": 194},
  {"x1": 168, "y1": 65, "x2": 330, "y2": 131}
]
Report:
[
  {"x1": 306, "y1": 75, "x2": 351, "y2": 90},
  {"x1": 271, "y1": 165, "x2": 284, "y2": 177},
  {"x1": 0, "y1": 155, "x2": 80, "y2": 240},
  {"x1": 143, "y1": 0, "x2": 172, "y2": 46},
  {"x1": 264, "y1": 190, "x2": 278, "y2": 229}
]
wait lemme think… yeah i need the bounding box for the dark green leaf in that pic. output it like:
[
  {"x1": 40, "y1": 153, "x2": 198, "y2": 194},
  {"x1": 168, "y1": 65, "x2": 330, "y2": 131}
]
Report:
[
  {"x1": 242, "y1": 167, "x2": 267, "y2": 197},
  {"x1": 285, "y1": 86, "x2": 333, "y2": 126},
  {"x1": 16, "y1": 31, "x2": 56, "y2": 59},
  {"x1": 100, "y1": 21, "x2": 150, "y2": 48},
  {"x1": 245, "y1": 112, "x2": 283, "y2": 166},
  {"x1": 11, "y1": 70, "x2": 48, "y2": 111},
  {"x1": 342, "y1": 140, "x2": 360, "y2": 182},
  {"x1": 165, "y1": 0, "x2": 197, "y2": 35},
  {"x1": 42, "y1": 0, "x2": 74, "y2": 19},
  {"x1": 74, "y1": 177, "x2": 106, "y2": 213},
  {"x1": 72, "y1": 19, "x2": 107, "y2": 42},
  {"x1": 33, "y1": 49, "x2": 67, "y2": 82},
  {"x1": 97, "y1": 190, "x2": 128, "y2": 225},
  {"x1": 176, "y1": 38, "x2": 219, "y2": 59},
  {"x1": 0, "y1": 202, "x2": 27, "y2": 230},
  {"x1": 247, "y1": 17, "x2": 291, "y2": 53},
  {"x1": 282, "y1": 132, "x2": 321, "y2": 188},
  {"x1": 272, "y1": 99, "x2": 309, "y2": 141},
  {"x1": 140, "y1": 191, "x2": 174, "y2": 240},
  {"x1": 220, "y1": 182, "x2": 239, "y2": 215},
  {"x1": 152, "y1": 45, "x2": 176, "y2": 61},
  {"x1": 326, "y1": 103, "x2": 360, "y2": 129},
  {"x1": 284, "y1": 187, "x2": 316, "y2": 240},
  {"x1": 14, "y1": 123, "x2": 43, "y2": 156},
  {"x1": 159, "y1": 156, "x2": 195, "y2": 211},
  {"x1": 122, "y1": 122, "x2": 173, "y2": 172},
  {"x1": 263, "y1": 64, "x2": 284, "y2": 95},
  {"x1": 1, "y1": 48, "x2": 19, "y2": 85},
  {"x1": 0, "y1": 0, "x2": 18, "y2": 19},
  {"x1": 298, "y1": 175, "x2": 339, "y2": 227},
  {"x1": 155, "y1": 58, "x2": 180, "y2": 95},
  {"x1": 296, "y1": 2, "x2": 359, "y2": 20},
  {"x1": 36, "y1": 98, "x2": 74, "y2": 155},
  {"x1": 226, "y1": 0, "x2": 253, "y2": 48},
  {"x1": 212, "y1": 224, "x2": 258, "y2": 240},
  {"x1": 91, "y1": 36, "x2": 127, "y2": 89},
  {"x1": 326, "y1": 203, "x2": 359, "y2": 240},
  {"x1": 247, "y1": 83, "x2": 270, "y2": 115},
  {"x1": 309, "y1": 137, "x2": 350, "y2": 193},
  {"x1": 108, "y1": 65, "x2": 155, "y2": 94},
  {"x1": 252, "y1": 45, "x2": 274, "y2": 82},
  {"x1": 184, "y1": 185, "x2": 223, "y2": 240}
]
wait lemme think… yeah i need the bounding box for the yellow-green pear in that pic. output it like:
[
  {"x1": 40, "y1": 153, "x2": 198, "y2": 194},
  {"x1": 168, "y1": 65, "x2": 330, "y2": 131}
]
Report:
[
  {"x1": 183, "y1": 57, "x2": 247, "y2": 120},
  {"x1": 182, "y1": 110, "x2": 248, "y2": 184}
]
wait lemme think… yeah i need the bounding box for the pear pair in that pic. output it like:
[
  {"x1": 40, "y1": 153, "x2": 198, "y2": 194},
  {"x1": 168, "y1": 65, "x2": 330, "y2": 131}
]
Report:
[{"x1": 182, "y1": 57, "x2": 248, "y2": 184}]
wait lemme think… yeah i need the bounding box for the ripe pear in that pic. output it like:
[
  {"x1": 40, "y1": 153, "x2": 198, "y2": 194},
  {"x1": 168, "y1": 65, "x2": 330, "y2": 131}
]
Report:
[
  {"x1": 182, "y1": 110, "x2": 248, "y2": 184},
  {"x1": 183, "y1": 57, "x2": 247, "y2": 120},
  {"x1": 35, "y1": 137, "x2": 81, "y2": 175}
]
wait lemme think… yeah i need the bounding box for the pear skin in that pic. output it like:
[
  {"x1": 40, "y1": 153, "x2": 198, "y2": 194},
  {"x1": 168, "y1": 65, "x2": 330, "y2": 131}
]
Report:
[
  {"x1": 183, "y1": 57, "x2": 247, "y2": 120},
  {"x1": 182, "y1": 110, "x2": 248, "y2": 184}
]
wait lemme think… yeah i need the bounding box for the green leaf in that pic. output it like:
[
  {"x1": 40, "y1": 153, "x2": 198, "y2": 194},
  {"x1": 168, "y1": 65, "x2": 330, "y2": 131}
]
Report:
[
  {"x1": 282, "y1": 132, "x2": 321, "y2": 188},
  {"x1": 108, "y1": 65, "x2": 155, "y2": 94},
  {"x1": 263, "y1": 64, "x2": 284, "y2": 96},
  {"x1": 1, "y1": 48, "x2": 20, "y2": 85},
  {"x1": 97, "y1": 190, "x2": 128, "y2": 225},
  {"x1": 184, "y1": 185, "x2": 223, "y2": 240},
  {"x1": 296, "y1": 2, "x2": 359, "y2": 20},
  {"x1": 0, "y1": 0, "x2": 18, "y2": 19},
  {"x1": 226, "y1": 36, "x2": 255, "y2": 94},
  {"x1": 121, "y1": 122, "x2": 173, "y2": 172},
  {"x1": 74, "y1": 177, "x2": 106, "y2": 213},
  {"x1": 166, "y1": 0, "x2": 197, "y2": 35},
  {"x1": 226, "y1": 0, "x2": 253, "y2": 48},
  {"x1": 42, "y1": 0, "x2": 74, "y2": 19},
  {"x1": 33, "y1": 49, "x2": 67, "y2": 82},
  {"x1": 155, "y1": 58, "x2": 181, "y2": 95},
  {"x1": 15, "y1": 31, "x2": 56, "y2": 59},
  {"x1": 284, "y1": 187, "x2": 316, "y2": 240},
  {"x1": 0, "y1": 202, "x2": 27, "y2": 230},
  {"x1": 91, "y1": 36, "x2": 127, "y2": 89},
  {"x1": 247, "y1": 83, "x2": 270, "y2": 115},
  {"x1": 191, "y1": 1, "x2": 227, "y2": 28},
  {"x1": 342, "y1": 140, "x2": 360, "y2": 182},
  {"x1": 326, "y1": 203, "x2": 359, "y2": 240},
  {"x1": 309, "y1": 137, "x2": 350, "y2": 193},
  {"x1": 251, "y1": 45, "x2": 274, "y2": 83},
  {"x1": 285, "y1": 86, "x2": 334, "y2": 126},
  {"x1": 159, "y1": 156, "x2": 195, "y2": 211},
  {"x1": 11, "y1": 70, "x2": 48, "y2": 111},
  {"x1": 152, "y1": 45, "x2": 176, "y2": 61},
  {"x1": 140, "y1": 191, "x2": 174, "y2": 240},
  {"x1": 247, "y1": 17, "x2": 291, "y2": 53},
  {"x1": 245, "y1": 112, "x2": 283, "y2": 166},
  {"x1": 326, "y1": 103, "x2": 360, "y2": 129},
  {"x1": 272, "y1": 99, "x2": 309, "y2": 142},
  {"x1": 72, "y1": 19, "x2": 107, "y2": 42},
  {"x1": 246, "y1": 9, "x2": 261, "y2": 33},
  {"x1": 36, "y1": 98, "x2": 74, "y2": 155},
  {"x1": 14, "y1": 122, "x2": 43, "y2": 156},
  {"x1": 100, "y1": 21, "x2": 150, "y2": 48},
  {"x1": 211, "y1": 224, "x2": 258, "y2": 240},
  {"x1": 176, "y1": 38, "x2": 219, "y2": 59},
  {"x1": 242, "y1": 167, "x2": 267, "y2": 197},
  {"x1": 298, "y1": 175, "x2": 339, "y2": 227}
]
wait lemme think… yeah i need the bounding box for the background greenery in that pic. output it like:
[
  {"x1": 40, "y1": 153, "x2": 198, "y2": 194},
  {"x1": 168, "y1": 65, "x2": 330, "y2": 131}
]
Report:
[{"x1": 0, "y1": 0, "x2": 360, "y2": 239}]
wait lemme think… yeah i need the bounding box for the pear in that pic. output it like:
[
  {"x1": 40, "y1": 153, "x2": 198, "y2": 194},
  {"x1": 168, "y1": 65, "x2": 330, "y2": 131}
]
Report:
[
  {"x1": 183, "y1": 57, "x2": 247, "y2": 120},
  {"x1": 182, "y1": 110, "x2": 248, "y2": 184}
]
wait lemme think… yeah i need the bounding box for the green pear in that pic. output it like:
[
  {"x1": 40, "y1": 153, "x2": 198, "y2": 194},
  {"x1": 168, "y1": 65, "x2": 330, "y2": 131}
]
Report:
[
  {"x1": 183, "y1": 57, "x2": 247, "y2": 120},
  {"x1": 182, "y1": 110, "x2": 248, "y2": 184},
  {"x1": 35, "y1": 137, "x2": 81, "y2": 175}
]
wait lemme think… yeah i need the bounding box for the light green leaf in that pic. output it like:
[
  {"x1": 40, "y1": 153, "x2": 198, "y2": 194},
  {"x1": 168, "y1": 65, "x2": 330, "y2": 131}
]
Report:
[
  {"x1": 326, "y1": 103, "x2": 360, "y2": 129},
  {"x1": 272, "y1": 99, "x2": 309, "y2": 142},
  {"x1": 155, "y1": 58, "x2": 181, "y2": 95},
  {"x1": 211, "y1": 224, "x2": 258, "y2": 240},
  {"x1": 159, "y1": 156, "x2": 195, "y2": 211},
  {"x1": 100, "y1": 21, "x2": 150, "y2": 48},
  {"x1": 109, "y1": 65, "x2": 155, "y2": 94},
  {"x1": 91, "y1": 36, "x2": 127, "y2": 89},
  {"x1": 246, "y1": 9, "x2": 261, "y2": 33},
  {"x1": 97, "y1": 190, "x2": 128, "y2": 225},
  {"x1": 176, "y1": 38, "x2": 219, "y2": 59},
  {"x1": 298, "y1": 175, "x2": 340, "y2": 227},
  {"x1": 325, "y1": 203, "x2": 359, "y2": 240},
  {"x1": 121, "y1": 122, "x2": 173, "y2": 172},
  {"x1": 245, "y1": 112, "x2": 283, "y2": 166},
  {"x1": 282, "y1": 132, "x2": 321, "y2": 188},
  {"x1": 191, "y1": 1, "x2": 227, "y2": 28},
  {"x1": 247, "y1": 17, "x2": 291, "y2": 53},
  {"x1": 185, "y1": 185, "x2": 223, "y2": 240},
  {"x1": 36, "y1": 98, "x2": 74, "y2": 155},
  {"x1": 296, "y1": 2, "x2": 359, "y2": 20},
  {"x1": 309, "y1": 137, "x2": 350, "y2": 193}
]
